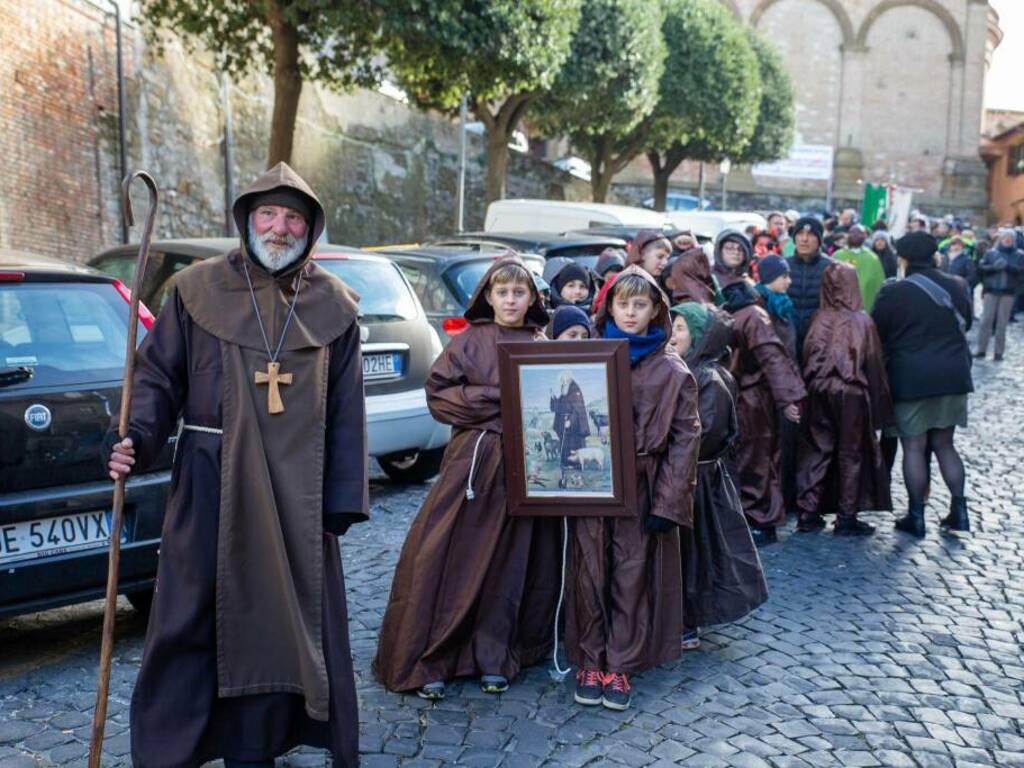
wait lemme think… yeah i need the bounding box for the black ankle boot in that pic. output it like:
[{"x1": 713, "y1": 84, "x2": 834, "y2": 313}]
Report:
[
  {"x1": 940, "y1": 496, "x2": 970, "y2": 532},
  {"x1": 895, "y1": 502, "x2": 926, "y2": 538}
]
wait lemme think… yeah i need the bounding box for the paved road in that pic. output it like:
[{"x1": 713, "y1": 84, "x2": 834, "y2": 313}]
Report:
[{"x1": 2, "y1": 328, "x2": 1023, "y2": 768}]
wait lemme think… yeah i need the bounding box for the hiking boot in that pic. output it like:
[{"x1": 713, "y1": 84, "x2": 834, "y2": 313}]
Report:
[
  {"x1": 940, "y1": 496, "x2": 970, "y2": 532},
  {"x1": 417, "y1": 681, "x2": 446, "y2": 701},
  {"x1": 750, "y1": 526, "x2": 777, "y2": 546},
  {"x1": 574, "y1": 669, "x2": 604, "y2": 706},
  {"x1": 681, "y1": 630, "x2": 701, "y2": 651},
  {"x1": 480, "y1": 674, "x2": 509, "y2": 694},
  {"x1": 797, "y1": 513, "x2": 827, "y2": 533},
  {"x1": 834, "y1": 516, "x2": 876, "y2": 536},
  {"x1": 602, "y1": 672, "x2": 632, "y2": 711},
  {"x1": 895, "y1": 502, "x2": 926, "y2": 538}
]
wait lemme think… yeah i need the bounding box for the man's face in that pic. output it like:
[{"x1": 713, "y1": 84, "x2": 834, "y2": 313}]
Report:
[
  {"x1": 640, "y1": 242, "x2": 671, "y2": 277},
  {"x1": 720, "y1": 240, "x2": 745, "y2": 269},
  {"x1": 673, "y1": 234, "x2": 696, "y2": 251},
  {"x1": 935, "y1": 222, "x2": 950, "y2": 237},
  {"x1": 794, "y1": 229, "x2": 819, "y2": 257},
  {"x1": 768, "y1": 214, "x2": 786, "y2": 232},
  {"x1": 252, "y1": 204, "x2": 308, "y2": 247},
  {"x1": 1001, "y1": 234, "x2": 1016, "y2": 249},
  {"x1": 948, "y1": 242, "x2": 963, "y2": 258},
  {"x1": 839, "y1": 209, "x2": 855, "y2": 226},
  {"x1": 848, "y1": 227, "x2": 866, "y2": 248}
]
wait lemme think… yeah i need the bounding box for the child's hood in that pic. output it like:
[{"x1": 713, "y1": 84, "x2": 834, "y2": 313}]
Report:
[
  {"x1": 463, "y1": 254, "x2": 551, "y2": 328},
  {"x1": 686, "y1": 306, "x2": 734, "y2": 368},
  {"x1": 593, "y1": 265, "x2": 673, "y2": 348},
  {"x1": 820, "y1": 261, "x2": 862, "y2": 312}
]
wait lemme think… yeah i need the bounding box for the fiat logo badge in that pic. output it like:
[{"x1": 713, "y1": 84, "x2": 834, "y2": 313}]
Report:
[{"x1": 24, "y1": 404, "x2": 52, "y2": 431}]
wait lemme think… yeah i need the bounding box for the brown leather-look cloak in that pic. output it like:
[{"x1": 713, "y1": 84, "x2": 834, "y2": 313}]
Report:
[
  {"x1": 565, "y1": 266, "x2": 701, "y2": 674},
  {"x1": 715, "y1": 260, "x2": 806, "y2": 529},
  {"x1": 373, "y1": 257, "x2": 561, "y2": 692},
  {"x1": 122, "y1": 163, "x2": 368, "y2": 767},
  {"x1": 796, "y1": 262, "x2": 894, "y2": 518},
  {"x1": 668, "y1": 247, "x2": 718, "y2": 306},
  {"x1": 680, "y1": 306, "x2": 768, "y2": 628}
]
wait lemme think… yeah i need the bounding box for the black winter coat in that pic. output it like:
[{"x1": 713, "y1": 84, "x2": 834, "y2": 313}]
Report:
[
  {"x1": 946, "y1": 252, "x2": 979, "y2": 290},
  {"x1": 871, "y1": 268, "x2": 973, "y2": 403},
  {"x1": 979, "y1": 245, "x2": 1024, "y2": 295},
  {"x1": 786, "y1": 251, "x2": 833, "y2": 354}
]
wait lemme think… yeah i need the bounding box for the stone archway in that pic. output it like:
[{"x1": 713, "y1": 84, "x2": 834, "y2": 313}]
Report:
[
  {"x1": 855, "y1": 0, "x2": 965, "y2": 61},
  {"x1": 749, "y1": 0, "x2": 855, "y2": 46}
]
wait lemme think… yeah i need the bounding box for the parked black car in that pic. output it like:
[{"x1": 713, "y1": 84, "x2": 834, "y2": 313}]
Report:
[
  {"x1": 90, "y1": 239, "x2": 450, "y2": 483},
  {"x1": 0, "y1": 249, "x2": 166, "y2": 619},
  {"x1": 373, "y1": 245, "x2": 547, "y2": 345},
  {"x1": 429, "y1": 231, "x2": 625, "y2": 270}
]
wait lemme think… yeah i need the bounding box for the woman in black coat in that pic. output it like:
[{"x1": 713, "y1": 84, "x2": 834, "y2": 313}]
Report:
[{"x1": 871, "y1": 232, "x2": 973, "y2": 537}]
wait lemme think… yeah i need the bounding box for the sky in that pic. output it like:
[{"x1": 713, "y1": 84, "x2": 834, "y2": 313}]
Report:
[{"x1": 986, "y1": 0, "x2": 1024, "y2": 111}]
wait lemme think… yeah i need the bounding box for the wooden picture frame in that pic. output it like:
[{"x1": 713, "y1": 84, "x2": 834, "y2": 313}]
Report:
[{"x1": 497, "y1": 340, "x2": 638, "y2": 517}]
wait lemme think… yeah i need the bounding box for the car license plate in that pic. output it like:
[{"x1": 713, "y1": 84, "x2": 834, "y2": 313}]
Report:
[
  {"x1": 363, "y1": 352, "x2": 401, "y2": 380},
  {"x1": 0, "y1": 511, "x2": 126, "y2": 565}
]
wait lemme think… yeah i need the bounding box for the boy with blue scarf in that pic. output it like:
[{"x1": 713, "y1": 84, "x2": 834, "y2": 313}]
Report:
[{"x1": 755, "y1": 255, "x2": 798, "y2": 361}]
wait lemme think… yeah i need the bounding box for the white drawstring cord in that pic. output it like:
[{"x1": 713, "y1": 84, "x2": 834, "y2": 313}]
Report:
[
  {"x1": 550, "y1": 516, "x2": 571, "y2": 681},
  {"x1": 465, "y1": 430, "x2": 490, "y2": 501}
]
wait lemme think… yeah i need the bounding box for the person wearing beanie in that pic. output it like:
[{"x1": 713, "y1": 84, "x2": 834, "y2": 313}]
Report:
[
  {"x1": 669, "y1": 302, "x2": 768, "y2": 651},
  {"x1": 871, "y1": 231, "x2": 973, "y2": 538},
  {"x1": 626, "y1": 229, "x2": 673, "y2": 279},
  {"x1": 832, "y1": 224, "x2": 886, "y2": 312},
  {"x1": 976, "y1": 228, "x2": 1024, "y2": 360},
  {"x1": 550, "y1": 304, "x2": 593, "y2": 340},
  {"x1": 786, "y1": 216, "x2": 832, "y2": 358},
  {"x1": 713, "y1": 230, "x2": 806, "y2": 545},
  {"x1": 594, "y1": 247, "x2": 627, "y2": 286},
  {"x1": 795, "y1": 263, "x2": 894, "y2": 536},
  {"x1": 549, "y1": 261, "x2": 595, "y2": 312}
]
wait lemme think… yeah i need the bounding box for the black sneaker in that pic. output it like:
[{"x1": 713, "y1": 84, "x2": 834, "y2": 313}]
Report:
[
  {"x1": 750, "y1": 526, "x2": 777, "y2": 545},
  {"x1": 480, "y1": 674, "x2": 509, "y2": 694},
  {"x1": 796, "y1": 513, "x2": 826, "y2": 533},
  {"x1": 574, "y1": 669, "x2": 604, "y2": 706},
  {"x1": 417, "y1": 681, "x2": 446, "y2": 700},
  {"x1": 602, "y1": 672, "x2": 632, "y2": 711},
  {"x1": 834, "y1": 517, "x2": 876, "y2": 536}
]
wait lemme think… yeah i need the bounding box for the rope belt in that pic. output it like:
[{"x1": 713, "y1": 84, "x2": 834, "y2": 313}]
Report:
[
  {"x1": 464, "y1": 430, "x2": 491, "y2": 501},
  {"x1": 183, "y1": 424, "x2": 224, "y2": 435}
]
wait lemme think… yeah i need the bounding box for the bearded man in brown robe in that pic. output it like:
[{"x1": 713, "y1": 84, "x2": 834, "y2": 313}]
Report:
[{"x1": 105, "y1": 162, "x2": 368, "y2": 768}]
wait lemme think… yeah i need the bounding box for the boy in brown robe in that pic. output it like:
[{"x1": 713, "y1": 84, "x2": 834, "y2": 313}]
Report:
[
  {"x1": 712, "y1": 230, "x2": 806, "y2": 545},
  {"x1": 567, "y1": 266, "x2": 701, "y2": 711},
  {"x1": 796, "y1": 262, "x2": 894, "y2": 535},
  {"x1": 373, "y1": 257, "x2": 560, "y2": 700}
]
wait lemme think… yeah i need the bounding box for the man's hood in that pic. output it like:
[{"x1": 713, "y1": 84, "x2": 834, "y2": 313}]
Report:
[
  {"x1": 713, "y1": 228, "x2": 753, "y2": 275},
  {"x1": 463, "y1": 254, "x2": 550, "y2": 328},
  {"x1": 233, "y1": 162, "x2": 326, "y2": 277},
  {"x1": 593, "y1": 265, "x2": 672, "y2": 348},
  {"x1": 820, "y1": 261, "x2": 862, "y2": 312}
]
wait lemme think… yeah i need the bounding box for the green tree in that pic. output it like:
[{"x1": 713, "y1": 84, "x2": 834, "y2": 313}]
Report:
[
  {"x1": 644, "y1": 0, "x2": 760, "y2": 211},
  {"x1": 138, "y1": 0, "x2": 382, "y2": 167},
  {"x1": 732, "y1": 30, "x2": 795, "y2": 166},
  {"x1": 381, "y1": 0, "x2": 582, "y2": 205},
  {"x1": 531, "y1": 0, "x2": 666, "y2": 202}
]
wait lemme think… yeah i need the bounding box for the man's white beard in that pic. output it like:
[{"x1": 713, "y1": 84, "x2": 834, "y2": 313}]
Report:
[{"x1": 248, "y1": 215, "x2": 308, "y2": 272}]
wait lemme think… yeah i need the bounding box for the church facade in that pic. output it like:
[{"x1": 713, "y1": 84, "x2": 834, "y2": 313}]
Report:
[{"x1": 615, "y1": 0, "x2": 1004, "y2": 221}]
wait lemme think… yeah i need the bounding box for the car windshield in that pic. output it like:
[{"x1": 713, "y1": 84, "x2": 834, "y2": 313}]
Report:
[
  {"x1": 317, "y1": 258, "x2": 418, "y2": 321},
  {"x1": 443, "y1": 258, "x2": 547, "y2": 306},
  {"x1": 91, "y1": 250, "x2": 199, "y2": 315},
  {"x1": 0, "y1": 282, "x2": 145, "y2": 388}
]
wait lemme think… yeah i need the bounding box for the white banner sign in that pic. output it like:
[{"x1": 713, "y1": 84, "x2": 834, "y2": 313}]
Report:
[{"x1": 752, "y1": 144, "x2": 834, "y2": 181}]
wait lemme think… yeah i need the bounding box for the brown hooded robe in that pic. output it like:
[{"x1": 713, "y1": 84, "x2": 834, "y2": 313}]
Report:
[
  {"x1": 714, "y1": 236, "x2": 806, "y2": 529},
  {"x1": 121, "y1": 163, "x2": 368, "y2": 767},
  {"x1": 796, "y1": 262, "x2": 894, "y2": 518},
  {"x1": 680, "y1": 307, "x2": 768, "y2": 628},
  {"x1": 565, "y1": 266, "x2": 701, "y2": 674},
  {"x1": 668, "y1": 247, "x2": 718, "y2": 306},
  {"x1": 373, "y1": 257, "x2": 561, "y2": 691}
]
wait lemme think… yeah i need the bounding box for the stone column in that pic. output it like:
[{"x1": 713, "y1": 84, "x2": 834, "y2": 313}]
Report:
[{"x1": 833, "y1": 43, "x2": 867, "y2": 198}]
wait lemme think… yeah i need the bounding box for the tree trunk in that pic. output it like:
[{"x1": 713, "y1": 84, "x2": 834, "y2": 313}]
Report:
[
  {"x1": 267, "y1": 1, "x2": 303, "y2": 167},
  {"x1": 484, "y1": 126, "x2": 509, "y2": 207},
  {"x1": 649, "y1": 147, "x2": 687, "y2": 212},
  {"x1": 589, "y1": 136, "x2": 614, "y2": 202}
]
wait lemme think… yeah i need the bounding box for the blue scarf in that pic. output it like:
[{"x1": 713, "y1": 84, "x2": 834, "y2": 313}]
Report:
[
  {"x1": 603, "y1": 322, "x2": 666, "y2": 367},
  {"x1": 754, "y1": 284, "x2": 795, "y2": 325}
]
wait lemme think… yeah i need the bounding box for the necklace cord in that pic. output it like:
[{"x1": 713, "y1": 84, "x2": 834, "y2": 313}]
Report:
[{"x1": 242, "y1": 260, "x2": 303, "y2": 362}]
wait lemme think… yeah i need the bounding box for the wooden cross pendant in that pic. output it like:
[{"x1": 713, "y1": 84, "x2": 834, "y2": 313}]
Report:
[{"x1": 254, "y1": 361, "x2": 293, "y2": 414}]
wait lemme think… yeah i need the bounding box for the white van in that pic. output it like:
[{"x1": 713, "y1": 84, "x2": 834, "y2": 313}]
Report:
[
  {"x1": 485, "y1": 199, "x2": 671, "y2": 234},
  {"x1": 666, "y1": 210, "x2": 767, "y2": 239}
]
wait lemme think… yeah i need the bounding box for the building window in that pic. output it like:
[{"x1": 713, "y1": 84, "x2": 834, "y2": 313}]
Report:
[{"x1": 1008, "y1": 143, "x2": 1024, "y2": 177}]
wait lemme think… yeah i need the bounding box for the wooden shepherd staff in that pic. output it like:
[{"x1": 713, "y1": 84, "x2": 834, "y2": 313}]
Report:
[{"x1": 88, "y1": 171, "x2": 159, "y2": 768}]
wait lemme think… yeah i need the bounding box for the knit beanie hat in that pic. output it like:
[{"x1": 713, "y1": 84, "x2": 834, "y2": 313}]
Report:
[
  {"x1": 550, "y1": 304, "x2": 592, "y2": 339},
  {"x1": 670, "y1": 302, "x2": 709, "y2": 349},
  {"x1": 758, "y1": 255, "x2": 790, "y2": 285},
  {"x1": 792, "y1": 216, "x2": 823, "y2": 244}
]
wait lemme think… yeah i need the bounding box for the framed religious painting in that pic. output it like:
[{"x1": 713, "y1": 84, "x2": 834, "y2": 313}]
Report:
[{"x1": 497, "y1": 340, "x2": 637, "y2": 517}]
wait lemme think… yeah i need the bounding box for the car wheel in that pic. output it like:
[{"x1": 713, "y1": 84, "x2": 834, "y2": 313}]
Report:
[
  {"x1": 127, "y1": 589, "x2": 154, "y2": 616},
  {"x1": 378, "y1": 447, "x2": 446, "y2": 484}
]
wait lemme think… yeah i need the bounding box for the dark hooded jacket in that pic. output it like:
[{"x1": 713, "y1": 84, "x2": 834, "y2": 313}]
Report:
[
  {"x1": 680, "y1": 306, "x2": 768, "y2": 627},
  {"x1": 669, "y1": 246, "x2": 718, "y2": 306},
  {"x1": 796, "y1": 262, "x2": 893, "y2": 517},
  {"x1": 713, "y1": 230, "x2": 806, "y2": 527},
  {"x1": 786, "y1": 243, "x2": 833, "y2": 355},
  {"x1": 548, "y1": 261, "x2": 595, "y2": 312},
  {"x1": 374, "y1": 256, "x2": 560, "y2": 692},
  {"x1": 564, "y1": 266, "x2": 701, "y2": 673},
  {"x1": 979, "y1": 241, "x2": 1024, "y2": 295},
  {"x1": 119, "y1": 162, "x2": 368, "y2": 766}
]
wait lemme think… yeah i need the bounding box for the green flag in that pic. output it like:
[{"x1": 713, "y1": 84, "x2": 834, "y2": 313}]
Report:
[{"x1": 861, "y1": 183, "x2": 887, "y2": 225}]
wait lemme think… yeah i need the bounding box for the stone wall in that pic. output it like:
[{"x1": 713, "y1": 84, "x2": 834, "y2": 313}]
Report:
[{"x1": 0, "y1": 0, "x2": 591, "y2": 262}]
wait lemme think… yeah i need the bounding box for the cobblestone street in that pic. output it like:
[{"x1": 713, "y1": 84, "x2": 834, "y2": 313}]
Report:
[{"x1": 2, "y1": 326, "x2": 1023, "y2": 768}]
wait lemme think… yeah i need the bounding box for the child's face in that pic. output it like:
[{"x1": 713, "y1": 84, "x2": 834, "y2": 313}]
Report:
[
  {"x1": 640, "y1": 244, "x2": 671, "y2": 277},
  {"x1": 611, "y1": 291, "x2": 655, "y2": 336},
  {"x1": 669, "y1": 316, "x2": 691, "y2": 356},
  {"x1": 559, "y1": 279, "x2": 589, "y2": 303},
  {"x1": 765, "y1": 273, "x2": 791, "y2": 293},
  {"x1": 486, "y1": 279, "x2": 533, "y2": 327},
  {"x1": 556, "y1": 325, "x2": 589, "y2": 341}
]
